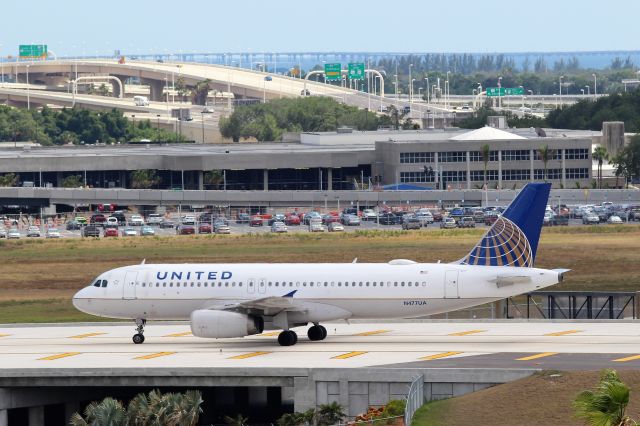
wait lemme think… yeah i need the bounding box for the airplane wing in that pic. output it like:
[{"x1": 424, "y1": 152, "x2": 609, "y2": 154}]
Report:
[{"x1": 218, "y1": 291, "x2": 308, "y2": 316}]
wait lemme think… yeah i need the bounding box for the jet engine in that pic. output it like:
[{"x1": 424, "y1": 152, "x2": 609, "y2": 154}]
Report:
[{"x1": 190, "y1": 310, "x2": 264, "y2": 338}]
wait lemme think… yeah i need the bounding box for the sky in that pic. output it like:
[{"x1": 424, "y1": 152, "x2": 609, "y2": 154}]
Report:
[{"x1": 1, "y1": 0, "x2": 638, "y2": 56}]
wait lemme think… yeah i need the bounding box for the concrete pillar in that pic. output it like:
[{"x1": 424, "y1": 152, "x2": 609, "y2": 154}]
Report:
[
  {"x1": 530, "y1": 149, "x2": 534, "y2": 182},
  {"x1": 561, "y1": 149, "x2": 566, "y2": 189},
  {"x1": 28, "y1": 406, "x2": 44, "y2": 426},
  {"x1": 119, "y1": 171, "x2": 127, "y2": 188},
  {"x1": 498, "y1": 150, "x2": 502, "y2": 190},
  {"x1": 434, "y1": 152, "x2": 439, "y2": 189},
  {"x1": 56, "y1": 172, "x2": 63, "y2": 187},
  {"x1": 263, "y1": 169, "x2": 269, "y2": 191},
  {"x1": 327, "y1": 168, "x2": 333, "y2": 191},
  {"x1": 197, "y1": 171, "x2": 204, "y2": 190},
  {"x1": 466, "y1": 151, "x2": 471, "y2": 190},
  {"x1": 112, "y1": 75, "x2": 128, "y2": 98},
  {"x1": 143, "y1": 79, "x2": 165, "y2": 102},
  {"x1": 0, "y1": 409, "x2": 7, "y2": 426}
]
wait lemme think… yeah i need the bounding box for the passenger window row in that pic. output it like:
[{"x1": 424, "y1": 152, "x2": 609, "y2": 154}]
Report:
[
  {"x1": 135, "y1": 281, "x2": 428, "y2": 289},
  {"x1": 140, "y1": 282, "x2": 244, "y2": 288}
]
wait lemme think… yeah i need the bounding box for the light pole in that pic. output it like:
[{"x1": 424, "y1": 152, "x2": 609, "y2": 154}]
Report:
[
  {"x1": 26, "y1": 64, "x2": 30, "y2": 110},
  {"x1": 394, "y1": 74, "x2": 398, "y2": 100},
  {"x1": 585, "y1": 85, "x2": 590, "y2": 95},
  {"x1": 200, "y1": 111, "x2": 205, "y2": 143},
  {"x1": 559, "y1": 75, "x2": 564, "y2": 108},
  {"x1": 592, "y1": 73, "x2": 597, "y2": 98},
  {"x1": 0, "y1": 43, "x2": 4, "y2": 83},
  {"x1": 528, "y1": 90, "x2": 533, "y2": 111},
  {"x1": 519, "y1": 86, "x2": 524, "y2": 108},
  {"x1": 424, "y1": 77, "x2": 429, "y2": 103},
  {"x1": 410, "y1": 78, "x2": 415, "y2": 104},
  {"x1": 497, "y1": 76, "x2": 502, "y2": 109},
  {"x1": 446, "y1": 70, "x2": 451, "y2": 108},
  {"x1": 418, "y1": 87, "x2": 423, "y2": 97},
  {"x1": 156, "y1": 114, "x2": 160, "y2": 130},
  {"x1": 408, "y1": 63, "x2": 413, "y2": 103},
  {"x1": 581, "y1": 89, "x2": 585, "y2": 96}
]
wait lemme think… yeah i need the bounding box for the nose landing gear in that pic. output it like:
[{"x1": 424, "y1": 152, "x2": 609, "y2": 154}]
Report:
[{"x1": 133, "y1": 318, "x2": 146, "y2": 344}]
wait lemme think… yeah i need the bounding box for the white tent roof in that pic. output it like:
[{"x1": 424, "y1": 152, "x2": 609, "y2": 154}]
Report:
[{"x1": 449, "y1": 126, "x2": 527, "y2": 141}]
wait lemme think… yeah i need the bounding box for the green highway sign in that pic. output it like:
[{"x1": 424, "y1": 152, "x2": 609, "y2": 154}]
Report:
[
  {"x1": 324, "y1": 63, "x2": 342, "y2": 81},
  {"x1": 19, "y1": 44, "x2": 48, "y2": 59},
  {"x1": 486, "y1": 87, "x2": 525, "y2": 97},
  {"x1": 348, "y1": 63, "x2": 365, "y2": 80}
]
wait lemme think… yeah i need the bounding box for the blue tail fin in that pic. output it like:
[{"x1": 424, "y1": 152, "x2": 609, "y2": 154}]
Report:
[{"x1": 457, "y1": 183, "x2": 551, "y2": 267}]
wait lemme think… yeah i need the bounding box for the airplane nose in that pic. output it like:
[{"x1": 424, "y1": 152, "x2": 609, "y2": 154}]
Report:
[{"x1": 72, "y1": 288, "x2": 91, "y2": 313}]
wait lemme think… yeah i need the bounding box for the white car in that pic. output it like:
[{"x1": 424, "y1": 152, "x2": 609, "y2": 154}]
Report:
[
  {"x1": 440, "y1": 217, "x2": 457, "y2": 229},
  {"x1": 181, "y1": 215, "x2": 196, "y2": 225},
  {"x1": 26, "y1": 226, "x2": 41, "y2": 237},
  {"x1": 0, "y1": 228, "x2": 6, "y2": 238},
  {"x1": 121, "y1": 227, "x2": 138, "y2": 237},
  {"x1": 129, "y1": 215, "x2": 145, "y2": 226},
  {"x1": 582, "y1": 213, "x2": 600, "y2": 225},
  {"x1": 45, "y1": 228, "x2": 61, "y2": 238},
  {"x1": 7, "y1": 228, "x2": 20, "y2": 239},
  {"x1": 328, "y1": 222, "x2": 344, "y2": 232},
  {"x1": 361, "y1": 209, "x2": 377, "y2": 221},
  {"x1": 147, "y1": 214, "x2": 163, "y2": 225},
  {"x1": 105, "y1": 217, "x2": 119, "y2": 228},
  {"x1": 607, "y1": 215, "x2": 623, "y2": 224},
  {"x1": 271, "y1": 221, "x2": 288, "y2": 233},
  {"x1": 416, "y1": 211, "x2": 434, "y2": 224},
  {"x1": 309, "y1": 220, "x2": 326, "y2": 232}
]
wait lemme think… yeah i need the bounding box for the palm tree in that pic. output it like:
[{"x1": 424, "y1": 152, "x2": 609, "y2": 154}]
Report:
[
  {"x1": 610, "y1": 154, "x2": 625, "y2": 189},
  {"x1": 317, "y1": 402, "x2": 346, "y2": 426},
  {"x1": 593, "y1": 146, "x2": 609, "y2": 189},
  {"x1": 70, "y1": 398, "x2": 127, "y2": 426},
  {"x1": 537, "y1": 145, "x2": 555, "y2": 183},
  {"x1": 130, "y1": 169, "x2": 160, "y2": 189},
  {"x1": 224, "y1": 413, "x2": 250, "y2": 426},
  {"x1": 574, "y1": 369, "x2": 635, "y2": 426},
  {"x1": 481, "y1": 144, "x2": 491, "y2": 187}
]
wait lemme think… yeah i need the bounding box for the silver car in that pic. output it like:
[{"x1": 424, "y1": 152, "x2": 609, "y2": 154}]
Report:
[
  {"x1": 328, "y1": 222, "x2": 344, "y2": 232},
  {"x1": 7, "y1": 228, "x2": 20, "y2": 239},
  {"x1": 309, "y1": 220, "x2": 326, "y2": 232},
  {"x1": 271, "y1": 221, "x2": 288, "y2": 233},
  {"x1": 342, "y1": 214, "x2": 361, "y2": 226}
]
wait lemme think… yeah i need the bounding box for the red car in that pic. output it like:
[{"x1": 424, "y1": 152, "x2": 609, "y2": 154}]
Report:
[
  {"x1": 198, "y1": 223, "x2": 212, "y2": 234},
  {"x1": 285, "y1": 214, "x2": 301, "y2": 226},
  {"x1": 249, "y1": 215, "x2": 264, "y2": 227},
  {"x1": 430, "y1": 210, "x2": 443, "y2": 222},
  {"x1": 104, "y1": 227, "x2": 118, "y2": 237},
  {"x1": 90, "y1": 214, "x2": 107, "y2": 224},
  {"x1": 176, "y1": 225, "x2": 195, "y2": 235}
]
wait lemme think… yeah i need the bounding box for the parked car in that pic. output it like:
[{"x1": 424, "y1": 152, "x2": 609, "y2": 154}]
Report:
[
  {"x1": 181, "y1": 215, "x2": 196, "y2": 225},
  {"x1": 7, "y1": 228, "x2": 21, "y2": 239},
  {"x1": 271, "y1": 221, "x2": 288, "y2": 233},
  {"x1": 104, "y1": 227, "x2": 119, "y2": 237},
  {"x1": 543, "y1": 212, "x2": 554, "y2": 226},
  {"x1": 159, "y1": 219, "x2": 175, "y2": 229},
  {"x1": 140, "y1": 226, "x2": 156, "y2": 236},
  {"x1": 342, "y1": 215, "x2": 361, "y2": 226},
  {"x1": 308, "y1": 220, "x2": 326, "y2": 232},
  {"x1": 328, "y1": 222, "x2": 344, "y2": 232},
  {"x1": 472, "y1": 210, "x2": 485, "y2": 223},
  {"x1": 607, "y1": 215, "x2": 623, "y2": 224},
  {"x1": 361, "y1": 209, "x2": 377, "y2": 221},
  {"x1": 249, "y1": 215, "x2": 264, "y2": 227},
  {"x1": 104, "y1": 217, "x2": 119, "y2": 229},
  {"x1": 129, "y1": 215, "x2": 145, "y2": 226},
  {"x1": 285, "y1": 214, "x2": 301, "y2": 226},
  {"x1": 440, "y1": 217, "x2": 457, "y2": 229},
  {"x1": 147, "y1": 214, "x2": 163, "y2": 226},
  {"x1": 121, "y1": 227, "x2": 138, "y2": 237},
  {"x1": 66, "y1": 220, "x2": 82, "y2": 230},
  {"x1": 45, "y1": 228, "x2": 61, "y2": 238},
  {"x1": 430, "y1": 210, "x2": 443, "y2": 222},
  {"x1": 75, "y1": 216, "x2": 88, "y2": 225},
  {"x1": 378, "y1": 212, "x2": 399, "y2": 225},
  {"x1": 415, "y1": 211, "x2": 434, "y2": 225},
  {"x1": 110, "y1": 211, "x2": 127, "y2": 225},
  {"x1": 82, "y1": 225, "x2": 101, "y2": 238},
  {"x1": 269, "y1": 214, "x2": 287, "y2": 226},
  {"x1": 582, "y1": 213, "x2": 600, "y2": 225},
  {"x1": 236, "y1": 212, "x2": 251, "y2": 224},
  {"x1": 550, "y1": 215, "x2": 569, "y2": 226},
  {"x1": 0, "y1": 227, "x2": 6, "y2": 238},
  {"x1": 401, "y1": 216, "x2": 422, "y2": 230},
  {"x1": 215, "y1": 223, "x2": 231, "y2": 234},
  {"x1": 176, "y1": 225, "x2": 196, "y2": 235},
  {"x1": 303, "y1": 211, "x2": 322, "y2": 225},
  {"x1": 484, "y1": 212, "x2": 500, "y2": 226},
  {"x1": 26, "y1": 226, "x2": 41, "y2": 237},
  {"x1": 457, "y1": 216, "x2": 476, "y2": 228},
  {"x1": 198, "y1": 223, "x2": 213, "y2": 234},
  {"x1": 90, "y1": 214, "x2": 107, "y2": 226},
  {"x1": 322, "y1": 214, "x2": 341, "y2": 224}
]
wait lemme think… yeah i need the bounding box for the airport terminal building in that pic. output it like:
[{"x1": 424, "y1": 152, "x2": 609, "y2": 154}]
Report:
[{"x1": 0, "y1": 127, "x2": 594, "y2": 192}]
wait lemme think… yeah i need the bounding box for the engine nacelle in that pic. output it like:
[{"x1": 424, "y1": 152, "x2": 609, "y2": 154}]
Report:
[{"x1": 190, "y1": 310, "x2": 263, "y2": 338}]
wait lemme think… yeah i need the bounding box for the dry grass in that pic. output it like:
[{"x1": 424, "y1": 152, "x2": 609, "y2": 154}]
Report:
[
  {"x1": 413, "y1": 370, "x2": 640, "y2": 426},
  {"x1": 0, "y1": 226, "x2": 638, "y2": 322}
]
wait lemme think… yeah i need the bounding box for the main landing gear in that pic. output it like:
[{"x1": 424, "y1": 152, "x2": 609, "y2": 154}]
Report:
[
  {"x1": 133, "y1": 318, "x2": 146, "y2": 344},
  {"x1": 277, "y1": 324, "x2": 327, "y2": 346}
]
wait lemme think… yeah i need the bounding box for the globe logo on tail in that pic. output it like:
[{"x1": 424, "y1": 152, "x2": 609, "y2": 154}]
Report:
[{"x1": 458, "y1": 216, "x2": 533, "y2": 267}]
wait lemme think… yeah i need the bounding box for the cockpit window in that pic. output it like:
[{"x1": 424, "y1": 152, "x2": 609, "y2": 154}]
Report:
[
  {"x1": 101, "y1": 281, "x2": 108, "y2": 288},
  {"x1": 93, "y1": 280, "x2": 101, "y2": 287}
]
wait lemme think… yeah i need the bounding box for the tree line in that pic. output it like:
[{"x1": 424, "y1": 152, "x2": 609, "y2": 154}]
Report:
[{"x1": 0, "y1": 105, "x2": 184, "y2": 146}]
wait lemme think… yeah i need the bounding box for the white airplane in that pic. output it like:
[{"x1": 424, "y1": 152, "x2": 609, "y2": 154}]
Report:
[{"x1": 73, "y1": 183, "x2": 566, "y2": 346}]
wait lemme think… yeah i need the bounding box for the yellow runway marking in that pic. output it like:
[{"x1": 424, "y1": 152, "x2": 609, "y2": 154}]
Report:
[
  {"x1": 516, "y1": 352, "x2": 559, "y2": 361},
  {"x1": 258, "y1": 332, "x2": 281, "y2": 337},
  {"x1": 163, "y1": 332, "x2": 193, "y2": 337},
  {"x1": 134, "y1": 352, "x2": 176, "y2": 360},
  {"x1": 419, "y1": 351, "x2": 463, "y2": 360},
  {"x1": 354, "y1": 329, "x2": 391, "y2": 336},
  {"x1": 228, "y1": 351, "x2": 271, "y2": 360},
  {"x1": 69, "y1": 332, "x2": 107, "y2": 339},
  {"x1": 448, "y1": 330, "x2": 485, "y2": 336},
  {"x1": 0, "y1": 334, "x2": 11, "y2": 338},
  {"x1": 613, "y1": 354, "x2": 640, "y2": 362},
  {"x1": 38, "y1": 352, "x2": 81, "y2": 361},
  {"x1": 544, "y1": 330, "x2": 582, "y2": 336},
  {"x1": 332, "y1": 351, "x2": 368, "y2": 359}
]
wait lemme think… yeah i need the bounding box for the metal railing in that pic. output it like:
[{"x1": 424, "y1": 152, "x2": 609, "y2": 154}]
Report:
[{"x1": 404, "y1": 375, "x2": 423, "y2": 426}]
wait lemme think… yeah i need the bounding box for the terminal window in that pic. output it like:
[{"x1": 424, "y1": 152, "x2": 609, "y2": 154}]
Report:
[
  {"x1": 470, "y1": 170, "x2": 499, "y2": 181},
  {"x1": 441, "y1": 170, "x2": 467, "y2": 182},
  {"x1": 565, "y1": 168, "x2": 589, "y2": 179},
  {"x1": 502, "y1": 150, "x2": 530, "y2": 161},
  {"x1": 502, "y1": 169, "x2": 530, "y2": 181},
  {"x1": 400, "y1": 152, "x2": 434, "y2": 164},
  {"x1": 469, "y1": 151, "x2": 499, "y2": 162},
  {"x1": 565, "y1": 149, "x2": 589, "y2": 160},
  {"x1": 438, "y1": 151, "x2": 466, "y2": 163},
  {"x1": 534, "y1": 169, "x2": 562, "y2": 180},
  {"x1": 400, "y1": 172, "x2": 435, "y2": 183}
]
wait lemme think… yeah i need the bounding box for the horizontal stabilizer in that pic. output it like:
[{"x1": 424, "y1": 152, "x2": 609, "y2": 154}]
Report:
[{"x1": 489, "y1": 275, "x2": 533, "y2": 288}]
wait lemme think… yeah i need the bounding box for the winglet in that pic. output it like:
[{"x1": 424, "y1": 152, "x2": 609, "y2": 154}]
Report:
[
  {"x1": 283, "y1": 290, "x2": 297, "y2": 298},
  {"x1": 141, "y1": 259, "x2": 146, "y2": 265}
]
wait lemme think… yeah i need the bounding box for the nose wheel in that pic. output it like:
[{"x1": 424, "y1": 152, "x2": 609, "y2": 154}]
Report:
[
  {"x1": 307, "y1": 324, "x2": 327, "y2": 341},
  {"x1": 277, "y1": 330, "x2": 298, "y2": 346},
  {"x1": 133, "y1": 318, "x2": 146, "y2": 344}
]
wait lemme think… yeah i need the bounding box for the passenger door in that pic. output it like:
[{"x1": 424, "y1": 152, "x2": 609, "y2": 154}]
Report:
[
  {"x1": 123, "y1": 271, "x2": 138, "y2": 300},
  {"x1": 444, "y1": 270, "x2": 459, "y2": 299}
]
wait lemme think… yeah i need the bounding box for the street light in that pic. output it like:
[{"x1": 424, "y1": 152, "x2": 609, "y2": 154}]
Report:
[
  {"x1": 393, "y1": 74, "x2": 398, "y2": 100},
  {"x1": 581, "y1": 89, "x2": 585, "y2": 96},
  {"x1": 418, "y1": 87, "x2": 423, "y2": 97},
  {"x1": 592, "y1": 73, "x2": 597, "y2": 97},
  {"x1": 200, "y1": 111, "x2": 205, "y2": 143},
  {"x1": 424, "y1": 77, "x2": 429, "y2": 103},
  {"x1": 497, "y1": 76, "x2": 502, "y2": 109},
  {"x1": 519, "y1": 85, "x2": 524, "y2": 108},
  {"x1": 410, "y1": 78, "x2": 416, "y2": 104},
  {"x1": 26, "y1": 64, "x2": 30, "y2": 110},
  {"x1": 585, "y1": 85, "x2": 590, "y2": 95},
  {"x1": 408, "y1": 63, "x2": 413, "y2": 103},
  {"x1": 156, "y1": 114, "x2": 160, "y2": 130}
]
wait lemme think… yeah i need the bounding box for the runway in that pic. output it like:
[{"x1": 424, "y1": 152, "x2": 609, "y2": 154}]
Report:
[{"x1": 1, "y1": 321, "x2": 640, "y2": 370}]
